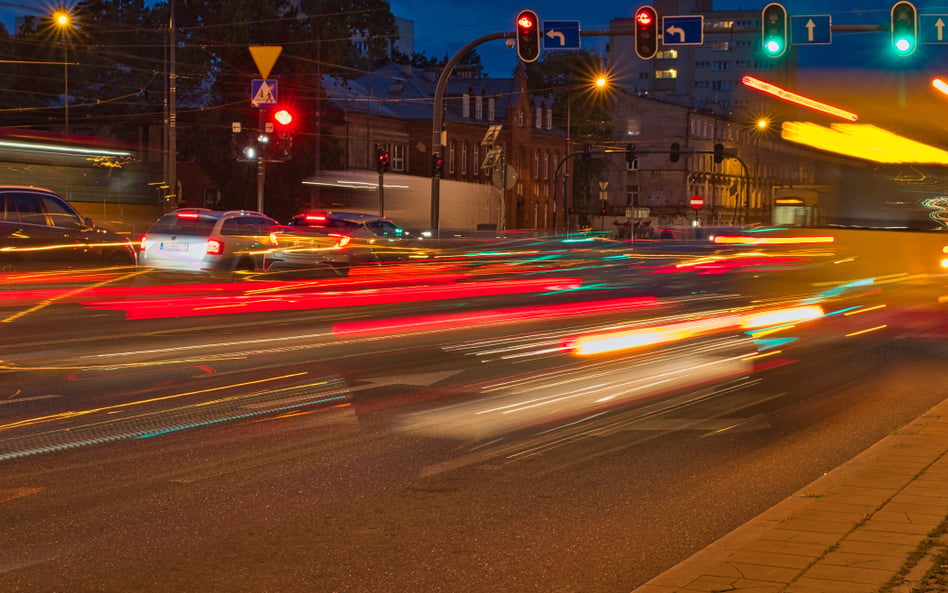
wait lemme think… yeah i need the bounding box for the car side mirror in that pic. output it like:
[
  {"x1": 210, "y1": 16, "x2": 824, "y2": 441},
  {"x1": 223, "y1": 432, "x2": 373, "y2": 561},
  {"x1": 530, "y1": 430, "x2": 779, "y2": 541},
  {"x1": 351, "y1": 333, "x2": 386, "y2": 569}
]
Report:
[{"x1": 83, "y1": 216, "x2": 95, "y2": 227}]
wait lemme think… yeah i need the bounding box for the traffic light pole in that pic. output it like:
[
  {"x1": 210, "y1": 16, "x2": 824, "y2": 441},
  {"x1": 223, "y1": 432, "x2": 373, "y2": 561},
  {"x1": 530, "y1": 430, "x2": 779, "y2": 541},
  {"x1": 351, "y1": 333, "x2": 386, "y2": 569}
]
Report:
[{"x1": 431, "y1": 31, "x2": 511, "y2": 237}]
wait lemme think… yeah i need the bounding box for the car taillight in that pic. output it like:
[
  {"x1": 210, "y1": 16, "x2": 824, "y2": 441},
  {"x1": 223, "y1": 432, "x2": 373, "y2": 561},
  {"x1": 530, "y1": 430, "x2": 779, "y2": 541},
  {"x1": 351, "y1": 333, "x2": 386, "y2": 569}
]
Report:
[
  {"x1": 139, "y1": 235, "x2": 147, "y2": 251},
  {"x1": 330, "y1": 233, "x2": 351, "y2": 248},
  {"x1": 207, "y1": 239, "x2": 224, "y2": 255},
  {"x1": 269, "y1": 232, "x2": 280, "y2": 246}
]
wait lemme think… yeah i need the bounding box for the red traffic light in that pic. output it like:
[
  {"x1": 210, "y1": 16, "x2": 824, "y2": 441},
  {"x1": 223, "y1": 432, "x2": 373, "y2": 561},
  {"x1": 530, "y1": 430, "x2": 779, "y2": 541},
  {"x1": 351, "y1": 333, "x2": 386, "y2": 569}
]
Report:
[
  {"x1": 515, "y1": 9, "x2": 541, "y2": 63},
  {"x1": 273, "y1": 108, "x2": 293, "y2": 126},
  {"x1": 634, "y1": 6, "x2": 658, "y2": 60}
]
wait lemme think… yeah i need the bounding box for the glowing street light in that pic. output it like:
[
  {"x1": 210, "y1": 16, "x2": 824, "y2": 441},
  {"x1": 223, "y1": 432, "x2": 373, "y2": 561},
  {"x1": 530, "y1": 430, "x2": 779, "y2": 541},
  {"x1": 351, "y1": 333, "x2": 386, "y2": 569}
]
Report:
[{"x1": 52, "y1": 8, "x2": 74, "y2": 134}]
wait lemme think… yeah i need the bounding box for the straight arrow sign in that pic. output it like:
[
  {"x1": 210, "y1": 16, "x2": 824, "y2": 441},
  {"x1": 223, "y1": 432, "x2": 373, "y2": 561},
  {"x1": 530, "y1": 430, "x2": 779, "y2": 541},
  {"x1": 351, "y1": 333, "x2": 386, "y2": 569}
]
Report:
[
  {"x1": 921, "y1": 15, "x2": 948, "y2": 43},
  {"x1": 791, "y1": 15, "x2": 831, "y2": 45}
]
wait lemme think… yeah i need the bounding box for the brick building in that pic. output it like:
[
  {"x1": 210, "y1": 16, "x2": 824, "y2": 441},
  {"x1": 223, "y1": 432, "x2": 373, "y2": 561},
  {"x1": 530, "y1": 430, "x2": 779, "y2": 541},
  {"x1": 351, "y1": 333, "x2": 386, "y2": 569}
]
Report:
[{"x1": 313, "y1": 63, "x2": 566, "y2": 231}]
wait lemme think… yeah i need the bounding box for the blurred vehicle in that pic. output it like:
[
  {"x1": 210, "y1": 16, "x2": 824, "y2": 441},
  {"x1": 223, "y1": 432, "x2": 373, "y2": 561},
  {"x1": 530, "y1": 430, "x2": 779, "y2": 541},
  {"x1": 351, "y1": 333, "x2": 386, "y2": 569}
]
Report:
[
  {"x1": 265, "y1": 211, "x2": 427, "y2": 275},
  {"x1": 0, "y1": 185, "x2": 136, "y2": 273},
  {"x1": 138, "y1": 209, "x2": 279, "y2": 275}
]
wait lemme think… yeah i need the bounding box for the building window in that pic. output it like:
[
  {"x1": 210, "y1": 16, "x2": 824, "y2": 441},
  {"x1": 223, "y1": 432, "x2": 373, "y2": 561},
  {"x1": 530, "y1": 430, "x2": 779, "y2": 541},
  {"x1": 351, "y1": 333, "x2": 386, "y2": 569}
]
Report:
[
  {"x1": 476, "y1": 95, "x2": 483, "y2": 120},
  {"x1": 656, "y1": 49, "x2": 678, "y2": 59},
  {"x1": 489, "y1": 97, "x2": 496, "y2": 120},
  {"x1": 711, "y1": 80, "x2": 732, "y2": 91},
  {"x1": 639, "y1": 72, "x2": 650, "y2": 79},
  {"x1": 473, "y1": 144, "x2": 480, "y2": 175},
  {"x1": 533, "y1": 149, "x2": 540, "y2": 179},
  {"x1": 711, "y1": 41, "x2": 730, "y2": 51},
  {"x1": 462, "y1": 93, "x2": 470, "y2": 118},
  {"x1": 518, "y1": 109, "x2": 524, "y2": 127},
  {"x1": 391, "y1": 144, "x2": 405, "y2": 172},
  {"x1": 626, "y1": 117, "x2": 642, "y2": 136},
  {"x1": 461, "y1": 142, "x2": 468, "y2": 176},
  {"x1": 695, "y1": 80, "x2": 710, "y2": 88},
  {"x1": 535, "y1": 105, "x2": 542, "y2": 129},
  {"x1": 696, "y1": 60, "x2": 711, "y2": 68},
  {"x1": 545, "y1": 108, "x2": 552, "y2": 130},
  {"x1": 626, "y1": 185, "x2": 639, "y2": 206},
  {"x1": 449, "y1": 141, "x2": 456, "y2": 174},
  {"x1": 655, "y1": 69, "x2": 677, "y2": 79},
  {"x1": 543, "y1": 151, "x2": 549, "y2": 180},
  {"x1": 712, "y1": 61, "x2": 731, "y2": 71}
]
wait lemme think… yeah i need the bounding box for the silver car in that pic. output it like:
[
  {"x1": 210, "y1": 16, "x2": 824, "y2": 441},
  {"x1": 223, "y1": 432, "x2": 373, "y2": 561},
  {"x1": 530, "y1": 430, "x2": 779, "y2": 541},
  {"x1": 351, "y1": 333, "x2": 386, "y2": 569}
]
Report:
[{"x1": 139, "y1": 209, "x2": 279, "y2": 275}]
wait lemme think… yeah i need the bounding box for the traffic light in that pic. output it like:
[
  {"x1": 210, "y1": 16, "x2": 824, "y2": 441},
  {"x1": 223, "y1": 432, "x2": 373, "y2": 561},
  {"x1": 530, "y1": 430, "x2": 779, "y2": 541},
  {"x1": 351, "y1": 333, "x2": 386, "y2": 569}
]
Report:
[
  {"x1": 271, "y1": 107, "x2": 294, "y2": 161},
  {"x1": 431, "y1": 153, "x2": 443, "y2": 178},
  {"x1": 515, "y1": 9, "x2": 541, "y2": 63},
  {"x1": 761, "y1": 3, "x2": 788, "y2": 58},
  {"x1": 376, "y1": 145, "x2": 390, "y2": 173},
  {"x1": 891, "y1": 1, "x2": 918, "y2": 57},
  {"x1": 713, "y1": 143, "x2": 724, "y2": 163},
  {"x1": 634, "y1": 6, "x2": 658, "y2": 60},
  {"x1": 670, "y1": 142, "x2": 680, "y2": 163}
]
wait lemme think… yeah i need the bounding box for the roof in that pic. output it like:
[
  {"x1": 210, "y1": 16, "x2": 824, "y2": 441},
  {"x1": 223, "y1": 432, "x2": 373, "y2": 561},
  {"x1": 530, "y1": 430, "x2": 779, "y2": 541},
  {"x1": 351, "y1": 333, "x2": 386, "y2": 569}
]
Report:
[{"x1": 322, "y1": 63, "x2": 546, "y2": 127}]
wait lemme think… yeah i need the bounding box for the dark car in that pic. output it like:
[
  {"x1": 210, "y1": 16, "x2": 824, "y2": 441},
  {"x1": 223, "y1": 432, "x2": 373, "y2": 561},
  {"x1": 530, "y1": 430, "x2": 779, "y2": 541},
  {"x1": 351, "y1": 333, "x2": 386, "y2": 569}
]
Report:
[
  {"x1": 0, "y1": 186, "x2": 136, "y2": 273},
  {"x1": 266, "y1": 211, "x2": 427, "y2": 275}
]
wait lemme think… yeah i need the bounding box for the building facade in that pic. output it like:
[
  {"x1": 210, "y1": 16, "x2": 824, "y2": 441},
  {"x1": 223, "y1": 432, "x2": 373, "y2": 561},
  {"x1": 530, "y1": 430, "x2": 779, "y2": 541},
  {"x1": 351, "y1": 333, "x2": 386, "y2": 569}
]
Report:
[{"x1": 314, "y1": 63, "x2": 565, "y2": 232}]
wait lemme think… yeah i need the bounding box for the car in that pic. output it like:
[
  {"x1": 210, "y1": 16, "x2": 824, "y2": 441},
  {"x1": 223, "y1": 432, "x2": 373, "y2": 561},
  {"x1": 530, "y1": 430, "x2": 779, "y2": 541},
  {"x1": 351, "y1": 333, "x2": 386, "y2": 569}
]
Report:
[
  {"x1": 138, "y1": 208, "x2": 280, "y2": 276},
  {"x1": 266, "y1": 211, "x2": 426, "y2": 275},
  {"x1": 0, "y1": 185, "x2": 137, "y2": 273}
]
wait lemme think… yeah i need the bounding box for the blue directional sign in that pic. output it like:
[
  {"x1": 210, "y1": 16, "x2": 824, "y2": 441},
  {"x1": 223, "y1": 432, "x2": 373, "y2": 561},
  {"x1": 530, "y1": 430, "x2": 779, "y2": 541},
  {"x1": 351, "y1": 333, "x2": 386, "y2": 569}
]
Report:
[
  {"x1": 662, "y1": 15, "x2": 703, "y2": 46},
  {"x1": 920, "y1": 15, "x2": 948, "y2": 44},
  {"x1": 791, "y1": 15, "x2": 832, "y2": 45},
  {"x1": 543, "y1": 20, "x2": 581, "y2": 50}
]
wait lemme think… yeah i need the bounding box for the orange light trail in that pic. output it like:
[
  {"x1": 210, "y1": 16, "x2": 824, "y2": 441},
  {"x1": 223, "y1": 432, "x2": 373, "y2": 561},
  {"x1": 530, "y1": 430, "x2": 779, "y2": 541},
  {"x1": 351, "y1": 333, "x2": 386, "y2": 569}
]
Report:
[
  {"x1": 712, "y1": 235, "x2": 835, "y2": 246},
  {"x1": 741, "y1": 75, "x2": 859, "y2": 122}
]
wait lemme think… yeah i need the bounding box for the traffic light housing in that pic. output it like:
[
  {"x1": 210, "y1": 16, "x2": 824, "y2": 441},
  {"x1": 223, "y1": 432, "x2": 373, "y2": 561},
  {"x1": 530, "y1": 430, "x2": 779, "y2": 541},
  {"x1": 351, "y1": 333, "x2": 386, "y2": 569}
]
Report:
[
  {"x1": 713, "y1": 143, "x2": 724, "y2": 163},
  {"x1": 761, "y1": 3, "x2": 788, "y2": 58},
  {"x1": 376, "y1": 145, "x2": 390, "y2": 173},
  {"x1": 891, "y1": 1, "x2": 918, "y2": 56},
  {"x1": 270, "y1": 107, "x2": 294, "y2": 161},
  {"x1": 670, "y1": 142, "x2": 680, "y2": 163},
  {"x1": 634, "y1": 6, "x2": 658, "y2": 60},
  {"x1": 515, "y1": 9, "x2": 541, "y2": 63},
  {"x1": 431, "y1": 153, "x2": 443, "y2": 178}
]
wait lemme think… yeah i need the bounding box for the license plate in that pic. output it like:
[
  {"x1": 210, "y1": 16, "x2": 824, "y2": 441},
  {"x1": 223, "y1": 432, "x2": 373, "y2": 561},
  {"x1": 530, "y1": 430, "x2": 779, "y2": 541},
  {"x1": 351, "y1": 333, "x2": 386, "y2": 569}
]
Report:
[{"x1": 160, "y1": 242, "x2": 188, "y2": 251}]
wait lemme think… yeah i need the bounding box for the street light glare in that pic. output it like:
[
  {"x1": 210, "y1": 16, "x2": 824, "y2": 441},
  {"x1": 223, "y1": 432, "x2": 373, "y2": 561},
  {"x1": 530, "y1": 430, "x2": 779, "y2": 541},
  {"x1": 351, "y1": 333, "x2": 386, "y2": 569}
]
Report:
[
  {"x1": 596, "y1": 76, "x2": 608, "y2": 88},
  {"x1": 757, "y1": 118, "x2": 770, "y2": 129},
  {"x1": 53, "y1": 11, "x2": 71, "y2": 27}
]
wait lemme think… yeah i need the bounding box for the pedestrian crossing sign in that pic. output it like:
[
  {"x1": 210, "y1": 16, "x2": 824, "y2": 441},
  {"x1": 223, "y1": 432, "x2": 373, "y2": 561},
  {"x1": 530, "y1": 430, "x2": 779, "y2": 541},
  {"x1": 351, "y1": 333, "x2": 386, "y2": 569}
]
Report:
[{"x1": 251, "y1": 79, "x2": 278, "y2": 107}]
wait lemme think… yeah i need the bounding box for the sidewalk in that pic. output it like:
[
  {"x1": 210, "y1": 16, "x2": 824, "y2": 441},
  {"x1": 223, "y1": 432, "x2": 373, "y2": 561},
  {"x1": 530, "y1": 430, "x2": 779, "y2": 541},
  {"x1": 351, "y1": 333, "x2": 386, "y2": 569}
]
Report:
[{"x1": 632, "y1": 397, "x2": 948, "y2": 593}]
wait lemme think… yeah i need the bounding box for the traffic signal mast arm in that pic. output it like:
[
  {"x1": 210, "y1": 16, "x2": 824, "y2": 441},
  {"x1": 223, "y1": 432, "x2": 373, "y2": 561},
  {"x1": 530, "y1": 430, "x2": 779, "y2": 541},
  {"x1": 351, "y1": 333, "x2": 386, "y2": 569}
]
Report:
[{"x1": 429, "y1": 15, "x2": 889, "y2": 231}]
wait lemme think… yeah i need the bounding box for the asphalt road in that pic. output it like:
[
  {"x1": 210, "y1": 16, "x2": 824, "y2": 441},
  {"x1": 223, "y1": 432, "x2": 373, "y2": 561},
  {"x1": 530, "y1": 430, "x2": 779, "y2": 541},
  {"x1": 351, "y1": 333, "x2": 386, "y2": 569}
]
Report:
[{"x1": 1, "y1": 246, "x2": 946, "y2": 592}]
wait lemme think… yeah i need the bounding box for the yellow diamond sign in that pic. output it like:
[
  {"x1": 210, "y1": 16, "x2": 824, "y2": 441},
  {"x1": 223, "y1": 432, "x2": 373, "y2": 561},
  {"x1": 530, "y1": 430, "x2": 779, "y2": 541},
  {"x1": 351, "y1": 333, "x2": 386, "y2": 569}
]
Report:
[{"x1": 249, "y1": 45, "x2": 283, "y2": 79}]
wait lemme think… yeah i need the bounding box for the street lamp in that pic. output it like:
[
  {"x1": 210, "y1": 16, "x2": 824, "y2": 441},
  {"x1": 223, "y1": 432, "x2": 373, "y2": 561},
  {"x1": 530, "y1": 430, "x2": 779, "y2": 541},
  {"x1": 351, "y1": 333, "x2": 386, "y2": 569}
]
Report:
[{"x1": 52, "y1": 8, "x2": 73, "y2": 134}]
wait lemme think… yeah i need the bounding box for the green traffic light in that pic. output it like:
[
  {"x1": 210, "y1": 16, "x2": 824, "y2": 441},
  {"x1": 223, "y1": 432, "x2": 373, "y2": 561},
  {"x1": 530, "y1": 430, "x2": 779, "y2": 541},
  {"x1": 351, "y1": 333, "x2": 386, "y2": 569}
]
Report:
[
  {"x1": 765, "y1": 39, "x2": 783, "y2": 55},
  {"x1": 891, "y1": 1, "x2": 918, "y2": 57}
]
